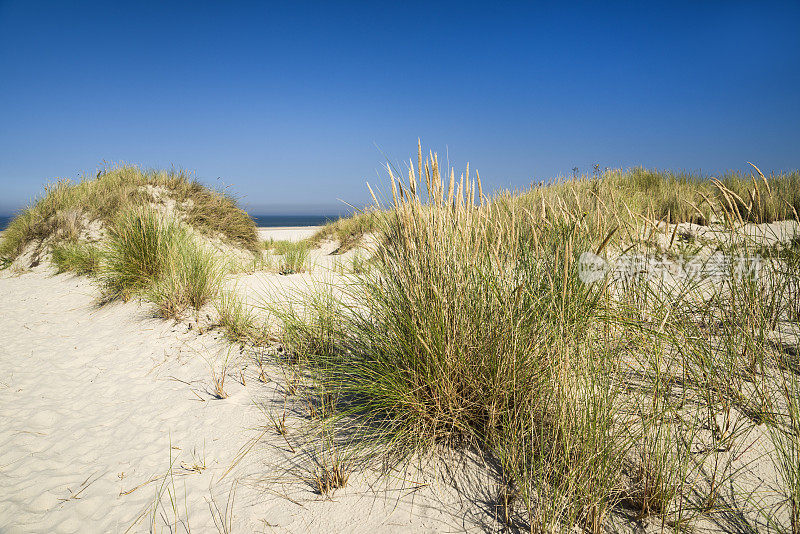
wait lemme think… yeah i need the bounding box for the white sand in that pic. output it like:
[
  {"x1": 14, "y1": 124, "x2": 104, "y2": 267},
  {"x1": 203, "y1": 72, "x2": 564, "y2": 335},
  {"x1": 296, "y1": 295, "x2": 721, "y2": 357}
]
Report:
[
  {"x1": 0, "y1": 270, "x2": 267, "y2": 532},
  {"x1": 257, "y1": 226, "x2": 320, "y2": 243},
  {"x1": 0, "y1": 228, "x2": 480, "y2": 533}
]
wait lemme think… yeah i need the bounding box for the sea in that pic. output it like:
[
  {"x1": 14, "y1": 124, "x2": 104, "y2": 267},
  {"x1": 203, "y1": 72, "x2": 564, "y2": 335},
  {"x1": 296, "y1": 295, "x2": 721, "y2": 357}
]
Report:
[
  {"x1": 250, "y1": 214, "x2": 337, "y2": 227},
  {"x1": 0, "y1": 214, "x2": 337, "y2": 231}
]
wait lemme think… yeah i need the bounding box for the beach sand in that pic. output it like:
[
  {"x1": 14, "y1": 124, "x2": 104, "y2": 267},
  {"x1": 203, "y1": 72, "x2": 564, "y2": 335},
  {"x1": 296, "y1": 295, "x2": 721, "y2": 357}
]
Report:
[
  {"x1": 0, "y1": 227, "x2": 484, "y2": 533},
  {"x1": 258, "y1": 226, "x2": 319, "y2": 243}
]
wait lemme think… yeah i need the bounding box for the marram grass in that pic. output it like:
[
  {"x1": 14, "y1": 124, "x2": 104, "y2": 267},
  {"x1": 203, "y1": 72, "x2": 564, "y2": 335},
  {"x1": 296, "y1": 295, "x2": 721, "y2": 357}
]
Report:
[
  {"x1": 50, "y1": 241, "x2": 102, "y2": 275},
  {"x1": 310, "y1": 160, "x2": 799, "y2": 254},
  {"x1": 100, "y1": 207, "x2": 222, "y2": 318},
  {"x1": 273, "y1": 147, "x2": 631, "y2": 531},
  {"x1": 307, "y1": 210, "x2": 380, "y2": 252},
  {"x1": 264, "y1": 239, "x2": 310, "y2": 274},
  {"x1": 271, "y1": 144, "x2": 800, "y2": 532}
]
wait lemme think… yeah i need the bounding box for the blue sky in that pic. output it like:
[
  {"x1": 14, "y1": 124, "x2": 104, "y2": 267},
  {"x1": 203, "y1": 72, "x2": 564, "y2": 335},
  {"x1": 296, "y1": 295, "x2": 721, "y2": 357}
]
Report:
[{"x1": 1, "y1": 1, "x2": 798, "y2": 215}]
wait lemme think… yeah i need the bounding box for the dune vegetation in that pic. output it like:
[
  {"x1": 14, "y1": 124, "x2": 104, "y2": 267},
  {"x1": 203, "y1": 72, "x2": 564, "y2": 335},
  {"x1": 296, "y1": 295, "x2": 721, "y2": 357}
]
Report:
[
  {"x1": 50, "y1": 241, "x2": 102, "y2": 276},
  {"x1": 264, "y1": 239, "x2": 310, "y2": 274},
  {"x1": 268, "y1": 146, "x2": 800, "y2": 533},
  {"x1": 102, "y1": 207, "x2": 224, "y2": 318},
  {"x1": 0, "y1": 165, "x2": 259, "y2": 267},
  {"x1": 1, "y1": 165, "x2": 259, "y2": 321},
  {"x1": 306, "y1": 163, "x2": 800, "y2": 254},
  {"x1": 307, "y1": 209, "x2": 380, "y2": 252}
]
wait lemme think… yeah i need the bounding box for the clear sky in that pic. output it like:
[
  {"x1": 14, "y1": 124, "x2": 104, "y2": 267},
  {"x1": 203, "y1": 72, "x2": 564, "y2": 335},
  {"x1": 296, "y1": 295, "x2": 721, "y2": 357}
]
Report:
[{"x1": 1, "y1": 1, "x2": 798, "y2": 215}]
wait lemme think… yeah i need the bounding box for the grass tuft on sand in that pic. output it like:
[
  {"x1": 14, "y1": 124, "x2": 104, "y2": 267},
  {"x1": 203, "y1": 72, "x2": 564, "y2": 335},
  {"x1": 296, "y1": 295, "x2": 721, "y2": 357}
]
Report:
[
  {"x1": 51, "y1": 241, "x2": 102, "y2": 275},
  {"x1": 264, "y1": 239, "x2": 310, "y2": 274},
  {"x1": 99, "y1": 207, "x2": 222, "y2": 318}
]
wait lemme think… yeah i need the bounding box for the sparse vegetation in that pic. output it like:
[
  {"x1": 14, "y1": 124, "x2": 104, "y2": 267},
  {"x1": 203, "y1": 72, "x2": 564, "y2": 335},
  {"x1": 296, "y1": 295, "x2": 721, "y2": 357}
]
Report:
[
  {"x1": 768, "y1": 371, "x2": 800, "y2": 534},
  {"x1": 215, "y1": 290, "x2": 270, "y2": 345},
  {"x1": 308, "y1": 431, "x2": 350, "y2": 496},
  {"x1": 208, "y1": 349, "x2": 234, "y2": 400}
]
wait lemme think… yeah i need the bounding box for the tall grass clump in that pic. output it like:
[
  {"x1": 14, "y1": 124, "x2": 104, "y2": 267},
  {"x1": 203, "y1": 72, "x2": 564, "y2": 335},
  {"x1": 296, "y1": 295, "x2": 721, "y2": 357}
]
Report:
[
  {"x1": 264, "y1": 239, "x2": 309, "y2": 273},
  {"x1": 277, "y1": 241, "x2": 309, "y2": 275},
  {"x1": 101, "y1": 208, "x2": 221, "y2": 318},
  {"x1": 275, "y1": 146, "x2": 642, "y2": 531},
  {"x1": 50, "y1": 241, "x2": 102, "y2": 275},
  {"x1": 147, "y1": 236, "x2": 222, "y2": 319},
  {"x1": 100, "y1": 208, "x2": 182, "y2": 300},
  {"x1": 266, "y1": 144, "x2": 800, "y2": 529}
]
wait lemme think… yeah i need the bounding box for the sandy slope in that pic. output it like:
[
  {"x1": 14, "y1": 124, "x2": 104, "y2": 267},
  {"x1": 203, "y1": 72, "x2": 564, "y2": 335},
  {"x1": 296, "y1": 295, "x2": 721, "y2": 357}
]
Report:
[
  {"x1": 0, "y1": 229, "x2": 482, "y2": 533},
  {"x1": 0, "y1": 269, "x2": 266, "y2": 533}
]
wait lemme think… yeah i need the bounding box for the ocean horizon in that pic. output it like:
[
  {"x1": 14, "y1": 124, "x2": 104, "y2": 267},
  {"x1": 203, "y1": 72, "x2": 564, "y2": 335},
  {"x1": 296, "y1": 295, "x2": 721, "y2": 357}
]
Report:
[{"x1": 0, "y1": 214, "x2": 338, "y2": 231}]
